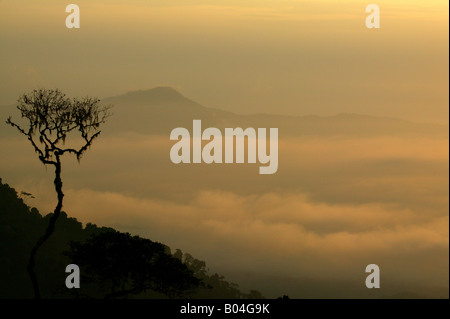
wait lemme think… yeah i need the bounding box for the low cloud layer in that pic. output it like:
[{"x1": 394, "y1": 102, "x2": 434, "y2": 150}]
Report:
[
  {"x1": 17, "y1": 185, "x2": 449, "y2": 296},
  {"x1": 2, "y1": 132, "x2": 447, "y2": 297}
]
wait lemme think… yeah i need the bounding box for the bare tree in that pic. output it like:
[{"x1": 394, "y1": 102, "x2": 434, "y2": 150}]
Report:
[{"x1": 6, "y1": 88, "x2": 111, "y2": 299}]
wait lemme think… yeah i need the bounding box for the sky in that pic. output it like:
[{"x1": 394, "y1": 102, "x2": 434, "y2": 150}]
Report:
[
  {"x1": 0, "y1": 0, "x2": 448, "y2": 122},
  {"x1": 0, "y1": 0, "x2": 448, "y2": 298}
]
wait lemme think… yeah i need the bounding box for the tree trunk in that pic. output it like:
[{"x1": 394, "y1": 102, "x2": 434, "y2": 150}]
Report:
[{"x1": 27, "y1": 157, "x2": 64, "y2": 299}]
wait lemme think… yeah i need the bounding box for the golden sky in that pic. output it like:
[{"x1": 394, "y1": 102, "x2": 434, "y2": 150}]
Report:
[
  {"x1": 0, "y1": 0, "x2": 448, "y2": 298},
  {"x1": 0, "y1": 0, "x2": 448, "y2": 122}
]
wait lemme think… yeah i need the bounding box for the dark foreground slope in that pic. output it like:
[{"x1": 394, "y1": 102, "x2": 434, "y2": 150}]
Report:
[{"x1": 0, "y1": 178, "x2": 264, "y2": 299}]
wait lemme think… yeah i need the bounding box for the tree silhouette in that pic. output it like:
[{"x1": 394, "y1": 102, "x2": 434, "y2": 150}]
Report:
[{"x1": 6, "y1": 88, "x2": 111, "y2": 299}]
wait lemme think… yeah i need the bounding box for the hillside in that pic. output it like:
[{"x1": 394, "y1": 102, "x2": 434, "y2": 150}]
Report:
[{"x1": 0, "y1": 178, "x2": 264, "y2": 299}]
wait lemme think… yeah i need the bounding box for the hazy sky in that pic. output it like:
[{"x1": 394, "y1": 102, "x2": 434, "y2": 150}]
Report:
[
  {"x1": 0, "y1": 0, "x2": 448, "y2": 122},
  {"x1": 0, "y1": 0, "x2": 448, "y2": 298}
]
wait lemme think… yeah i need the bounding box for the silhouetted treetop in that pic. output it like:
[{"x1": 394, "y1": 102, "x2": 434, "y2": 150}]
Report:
[{"x1": 6, "y1": 88, "x2": 111, "y2": 162}]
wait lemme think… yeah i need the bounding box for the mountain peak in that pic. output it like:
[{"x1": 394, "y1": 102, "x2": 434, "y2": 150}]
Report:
[
  {"x1": 124, "y1": 86, "x2": 184, "y2": 98},
  {"x1": 105, "y1": 86, "x2": 202, "y2": 108}
]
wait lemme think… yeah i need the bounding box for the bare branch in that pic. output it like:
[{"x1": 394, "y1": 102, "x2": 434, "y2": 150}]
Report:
[{"x1": 6, "y1": 88, "x2": 112, "y2": 165}]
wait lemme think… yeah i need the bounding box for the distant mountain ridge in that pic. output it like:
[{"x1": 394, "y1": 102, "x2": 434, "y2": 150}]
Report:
[
  {"x1": 101, "y1": 87, "x2": 448, "y2": 138},
  {"x1": 1, "y1": 87, "x2": 448, "y2": 138}
]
